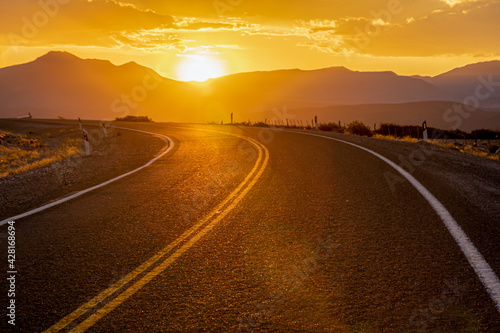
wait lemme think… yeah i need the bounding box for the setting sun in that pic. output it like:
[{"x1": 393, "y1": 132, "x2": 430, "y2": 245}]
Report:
[{"x1": 176, "y1": 55, "x2": 226, "y2": 82}]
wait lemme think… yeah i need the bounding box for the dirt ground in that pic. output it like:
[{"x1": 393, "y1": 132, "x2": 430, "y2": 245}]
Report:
[{"x1": 0, "y1": 119, "x2": 167, "y2": 220}]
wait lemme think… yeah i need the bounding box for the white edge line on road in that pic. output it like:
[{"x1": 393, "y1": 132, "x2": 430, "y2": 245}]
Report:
[
  {"x1": 0, "y1": 126, "x2": 173, "y2": 227},
  {"x1": 298, "y1": 131, "x2": 500, "y2": 313}
]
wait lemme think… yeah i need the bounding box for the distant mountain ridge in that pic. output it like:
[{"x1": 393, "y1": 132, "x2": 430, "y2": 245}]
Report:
[
  {"x1": 0, "y1": 51, "x2": 499, "y2": 130},
  {"x1": 205, "y1": 66, "x2": 448, "y2": 108}
]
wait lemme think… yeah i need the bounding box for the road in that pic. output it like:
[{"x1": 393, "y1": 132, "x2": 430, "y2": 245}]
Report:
[{"x1": 1, "y1": 122, "x2": 500, "y2": 332}]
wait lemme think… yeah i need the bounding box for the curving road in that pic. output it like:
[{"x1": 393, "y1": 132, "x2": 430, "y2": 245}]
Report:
[{"x1": 1, "y1": 122, "x2": 500, "y2": 332}]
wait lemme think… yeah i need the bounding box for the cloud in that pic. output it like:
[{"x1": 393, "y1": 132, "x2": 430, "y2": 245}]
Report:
[
  {"x1": 171, "y1": 18, "x2": 260, "y2": 32},
  {"x1": 0, "y1": 0, "x2": 258, "y2": 51},
  {"x1": 441, "y1": 0, "x2": 478, "y2": 6},
  {"x1": 295, "y1": 0, "x2": 500, "y2": 57},
  {"x1": 356, "y1": 0, "x2": 500, "y2": 56},
  {"x1": 0, "y1": 0, "x2": 175, "y2": 48},
  {"x1": 1, "y1": 0, "x2": 499, "y2": 60},
  {"x1": 112, "y1": 30, "x2": 184, "y2": 51}
]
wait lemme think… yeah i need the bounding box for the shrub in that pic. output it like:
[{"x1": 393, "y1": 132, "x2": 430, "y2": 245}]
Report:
[
  {"x1": 318, "y1": 122, "x2": 344, "y2": 133},
  {"x1": 346, "y1": 121, "x2": 372, "y2": 137},
  {"x1": 252, "y1": 122, "x2": 269, "y2": 127},
  {"x1": 115, "y1": 115, "x2": 153, "y2": 122}
]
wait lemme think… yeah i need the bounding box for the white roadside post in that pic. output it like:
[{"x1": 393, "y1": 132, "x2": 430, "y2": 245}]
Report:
[
  {"x1": 101, "y1": 121, "x2": 108, "y2": 138},
  {"x1": 83, "y1": 129, "x2": 91, "y2": 156},
  {"x1": 315, "y1": 115, "x2": 318, "y2": 130},
  {"x1": 78, "y1": 117, "x2": 82, "y2": 130},
  {"x1": 422, "y1": 120, "x2": 428, "y2": 142}
]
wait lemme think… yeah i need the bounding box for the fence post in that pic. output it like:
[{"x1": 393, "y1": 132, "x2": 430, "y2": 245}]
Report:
[
  {"x1": 422, "y1": 120, "x2": 428, "y2": 142},
  {"x1": 101, "y1": 122, "x2": 108, "y2": 138},
  {"x1": 83, "y1": 129, "x2": 90, "y2": 156}
]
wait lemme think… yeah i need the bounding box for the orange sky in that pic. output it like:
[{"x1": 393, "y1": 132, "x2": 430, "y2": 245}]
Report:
[{"x1": 1, "y1": 0, "x2": 499, "y2": 80}]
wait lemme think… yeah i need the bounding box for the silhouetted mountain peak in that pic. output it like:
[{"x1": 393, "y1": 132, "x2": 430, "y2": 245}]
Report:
[
  {"x1": 35, "y1": 51, "x2": 117, "y2": 69},
  {"x1": 121, "y1": 61, "x2": 139, "y2": 67},
  {"x1": 317, "y1": 66, "x2": 350, "y2": 72},
  {"x1": 1, "y1": 51, "x2": 499, "y2": 127},
  {"x1": 436, "y1": 60, "x2": 500, "y2": 78},
  {"x1": 36, "y1": 51, "x2": 81, "y2": 62},
  {"x1": 118, "y1": 60, "x2": 149, "y2": 71}
]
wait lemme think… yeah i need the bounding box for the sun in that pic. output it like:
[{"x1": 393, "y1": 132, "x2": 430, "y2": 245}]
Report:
[{"x1": 176, "y1": 55, "x2": 226, "y2": 82}]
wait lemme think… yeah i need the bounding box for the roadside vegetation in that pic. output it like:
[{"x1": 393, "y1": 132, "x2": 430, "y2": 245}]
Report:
[
  {"x1": 0, "y1": 130, "x2": 80, "y2": 178},
  {"x1": 371, "y1": 125, "x2": 500, "y2": 161},
  {"x1": 115, "y1": 115, "x2": 153, "y2": 122},
  {"x1": 218, "y1": 119, "x2": 500, "y2": 161}
]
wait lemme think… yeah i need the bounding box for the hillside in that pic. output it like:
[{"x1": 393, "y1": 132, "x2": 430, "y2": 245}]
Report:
[
  {"x1": 0, "y1": 52, "x2": 199, "y2": 121},
  {"x1": 0, "y1": 52, "x2": 500, "y2": 130},
  {"x1": 203, "y1": 67, "x2": 452, "y2": 111},
  {"x1": 419, "y1": 61, "x2": 500, "y2": 108}
]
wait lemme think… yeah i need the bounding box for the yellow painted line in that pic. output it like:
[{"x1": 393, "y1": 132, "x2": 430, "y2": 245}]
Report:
[
  {"x1": 44, "y1": 132, "x2": 269, "y2": 332},
  {"x1": 71, "y1": 139, "x2": 269, "y2": 332}
]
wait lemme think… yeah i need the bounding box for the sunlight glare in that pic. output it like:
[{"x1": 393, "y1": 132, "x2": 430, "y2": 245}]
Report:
[{"x1": 177, "y1": 55, "x2": 226, "y2": 82}]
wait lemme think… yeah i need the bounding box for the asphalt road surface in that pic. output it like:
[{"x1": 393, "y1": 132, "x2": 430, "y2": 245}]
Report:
[{"x1": 1, "y1": 122, "x2": 500, "y2": 332}]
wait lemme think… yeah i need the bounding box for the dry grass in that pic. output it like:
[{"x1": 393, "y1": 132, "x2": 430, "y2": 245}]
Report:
[
  {"x1": 460, "y1": 145, "x2": 500, "y2": 161},
  {"x1": 428, "y1": 139, "x2": 456, "y2": 150},
  {"x1": 428, "y1": 140, "x2": 500, "y2": 161},
  {"x1": 0, "y1": 131, "x2": 80, "y2": 178},
  {"x1": 487, "y1": 155, "x2": 500, "y2": 161},
  {"x1": 373, "y1": 134, "x2": 419, "y2": 143},
  {"x1": 373, "y1": 134, "x2": 499, "y2": 161}
]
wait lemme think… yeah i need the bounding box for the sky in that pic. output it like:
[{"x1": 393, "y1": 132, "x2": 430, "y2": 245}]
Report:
[{"x1": 1, "y1": 0, "x2": 499, "y2": 80}]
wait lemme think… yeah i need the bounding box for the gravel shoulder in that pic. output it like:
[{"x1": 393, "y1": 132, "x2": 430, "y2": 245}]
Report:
[{"x1": 0, "y1": 119, "x2": 167, "y2": 220}]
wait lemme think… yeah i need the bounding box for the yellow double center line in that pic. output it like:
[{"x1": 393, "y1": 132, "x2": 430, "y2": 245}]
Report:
[{"x1": 44, "y1": 131, "x2": 269, "y2": 332}]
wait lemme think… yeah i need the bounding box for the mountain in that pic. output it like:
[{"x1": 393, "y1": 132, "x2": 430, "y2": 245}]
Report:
[
  {"x1": 203, "y1": 67, "x2": 454, "y2": 113},
  {"x1": 0, "y1": 51, "x2": 199, "y2": 121},
  {"x1": 0, "y1": 51, "x2": 500, "y2": 130},
  {"x1": 419, "y1": 61, "x2": 500, "y2": 108}
]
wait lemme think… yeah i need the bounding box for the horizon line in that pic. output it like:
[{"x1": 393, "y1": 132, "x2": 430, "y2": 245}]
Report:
[{"x1": 3, "y1": 50, "x2": 500, "y2": 82}]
